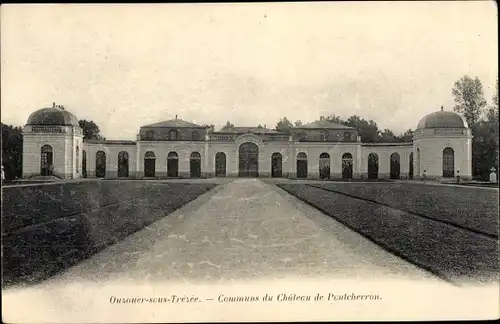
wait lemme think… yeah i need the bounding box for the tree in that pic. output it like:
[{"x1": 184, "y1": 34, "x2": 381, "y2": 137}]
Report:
[
  {"x1": 343, "y1": 115, "x2": 380, "y2": 143},
  {"x1": 294, "y1": 120, "x2": 303, "y2": 127},
  {"x1": 275, "y1": 117, "x2": 294, "y2": 133},
  {"x1": 201, "y1": 124, "x2": 215, "y2": 132},
  {"x1": 396, "y1": 129, "x2": 414, "y2": 142},
  {"x1": 486, "y1": 77, "x2": 499, "y2": 123},
  {"x1": 322, "y1": 113, "x2": 345, "y2": 125},
  {"x1": 1, "y1": 123, "x2": 23, "y2": 180},
  {"x1": 378, "y1": 129, "x2": 398, "y2": 143},
  {"x1": 221, "y1": 120, "x2": 235, "y2": 131},
  {"x1": 79, "y1": 119, "x2": 105, "y2": 140},
  {"x1": 451, "y1": 76, "x2": 498, "y2": 180},
  {"x1": 452, "y1": 75, "x2": 488, "y2": 130}
]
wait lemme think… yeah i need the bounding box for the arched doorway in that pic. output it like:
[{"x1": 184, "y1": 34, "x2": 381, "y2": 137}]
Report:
[
  {"x1": 368, "y1": 153, "x2": 379, "y2": 179},
  {"x1": 409, "y1": 152, "x2": 414, "y2": 180},
  {"x1": 390, "y1": 152, "x2": 401, "y2": 179},
  {"x1": 144, "y1": 151, "x2": 156, "y2": 177},
  {"x1": 215, "y1": 152, "x2": 227, "y2": 177},
  {"x1": 82, "y1": 150, "x2": 87, "y2": 178},
  {"x1": 190, "y1": 152, "x2": 202, "y2": 178},
  {"x1": 96, "y1": 151, "x2": 106, "y2": 178},
  {"x1": 443, "y1": 147, "x2": 455, "y2": 178},
  {"x1": 342, "y1": 153, "x2": 353, "y2": 179},
  {"x1": 296, "y1": 152, "x2": 308, "y2": 179},
  {"x1": 319, "y1": 152, "x2": 330, "y2": 179},
  {"x1": 40, "y1": 145, "x2": 54, "y2": 176},
  {"x1": 239, "y1": 142, "x2": 259, "y2": 177},
  {"x1": 271, "y1": 153, "x2": 283, "y2": 178},
  {"x1": 167, "y1": 152, "x2": 179, "y2": 178},
  {"x1": 118, "y1": 151, "x2": 129, "y2": 177}
]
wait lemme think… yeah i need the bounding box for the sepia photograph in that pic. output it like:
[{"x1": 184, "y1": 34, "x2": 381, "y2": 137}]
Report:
[{"x1": 1, "y1": 2, "x2": 499, "y2": 323}]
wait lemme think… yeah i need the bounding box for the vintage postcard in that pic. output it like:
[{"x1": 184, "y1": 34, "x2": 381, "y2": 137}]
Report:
[{"x1": 1, "y1": 2, "x2": 499, "y2": 323}]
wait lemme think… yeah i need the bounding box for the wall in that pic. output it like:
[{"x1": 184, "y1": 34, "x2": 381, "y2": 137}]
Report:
[
  {"x1": 22, "y1": 133, "x2": 72, "y2": 178},
  {"x1": 414, "y1": 136, "x2": 472, "y2": 180},
  {"x1": 83, "y1": 143, "x2": 138, "y2": 178},
  {"x1": 361, "y1": 144, "x2": 413, "y2": 179},
  {"x1": 81, "y1": 137, "x2": 421, "y2": 180}
]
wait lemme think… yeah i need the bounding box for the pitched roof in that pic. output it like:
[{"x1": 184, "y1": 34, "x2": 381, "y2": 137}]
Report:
[
  {"x1": 217, "y1": 126, "x2": 282, "y2": 134},
  {"x1": 142, "y1": 119, "x2": 203, "y2": 128},
  {"x1": 298, "y1": 120, "x2": 354, "y2": 130}
]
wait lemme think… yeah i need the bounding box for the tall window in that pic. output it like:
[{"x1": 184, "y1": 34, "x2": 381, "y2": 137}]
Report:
[
  {"x1": 82, "y1": 150, "x2": 87, "y2": 178},
  {"x1": 343, "y1": 132, "x2": 351, "y2": 142},
  {"x1": 144, "y1": 151, "x2": 156, "y2": 177},
  {"x1": 296, "y1": 152, "x2": 308, "y2": 179},
  {"x1": 96, "y1": 151, "x2": 106, "y2": 178},
  {"x1": 215, "y1": 152, "x2": 227, "y2": 177},
  {"x1": 319, "y1": 152, "x2": 330, "y2": 179},
  {"x1": 118, "y1": 151, "x2": 129, "y2": 177},
  {"x1": 342, "y1": 153, "x2": 353, "y2": 179},
  {"x1": 41, "y1": 145, "x2": 54, "y2": 176},
  {"x1": 442, "y1": 147, "x2": 455, "y2": 178},
  {"x1": 167, "y1": 151, "x2": 179, "y2": 177},
  {"x1": 368, "y1": 153, "x2": 379, "y2": 179}
]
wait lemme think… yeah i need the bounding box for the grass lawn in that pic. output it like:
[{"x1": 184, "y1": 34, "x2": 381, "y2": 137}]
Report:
[
  {"x1": 309, "y1": 182, "x2": 499, "y2": 238},
  {"x1": 2, "y1": 182, "x2": 217, "y2": 286},
  {"x1": 277, "y1": 183, "x2": 499, "y2": 284}
]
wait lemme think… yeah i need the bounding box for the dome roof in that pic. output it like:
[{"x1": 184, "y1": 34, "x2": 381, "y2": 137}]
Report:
[
  {"x1": 416, "y1": 110, "x2": 468, "y2": 129},
  {"x1": 26, "y1": 106, "x2": 79, "y2": 127}
]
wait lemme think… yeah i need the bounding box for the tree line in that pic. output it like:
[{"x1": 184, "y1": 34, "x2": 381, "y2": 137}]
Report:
[{"x1": 1, "y1": 75, "x2": 498, "y2": 180}]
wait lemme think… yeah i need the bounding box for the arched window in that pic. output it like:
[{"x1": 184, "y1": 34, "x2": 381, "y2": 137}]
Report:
[
  {"x1": 41, "y1": 145, "x2": 54, "y2": 176},
  {"x1": 96, "y1": 151, "x2": 106, "y2": 178},
  {"x1": 192, "y1": 130, "x2": 199, "y2": 141},
  {"x1": 342, "y1": 152, "x2": 353, "y2": 179},
  {"x1": 238, "y1": 142, "x2": 259, "y2": 177},
  {"x1": 190, "y1": 152, "x2": 202, "y2": 178},
  {"x1": 442, "y1": 147, "x2": 455, "y2": 178},
  {"x1": 118, "y1": 151, "x2": 129, "y2": 177},
  {"x1": 390, "y1": 153, "x2": 401, "y2": 179},
  {"x1": 319, "y1": 152, "x2": 330, "y2": 179},
  {"x1": 167, "y1": 151, "x2": 179, "y2": 177},
  {"x1": 215, "y1": 152, "x2": 227, "y2": 177},
  {"x1": 343, "y1": 132, "x2": 351, "y2": 142},
  {"x1": 144, "y1": 151, "x2": 156, "y2": 177},
  {"x1": 169, "y1": 129, "x2": 178, "y2": 141},
  {"x1": 368, "y1": 153, "x2": 379, "y2": 179},
  {"x1": 296, "y1": 152, "x2": 308, "y2": 179},
  {"x1": 82, "y1": 150, "x2": 87, "y2": 178},
  {"x1": 271, "y1": 152, "x2": 283, "y2": 178}
]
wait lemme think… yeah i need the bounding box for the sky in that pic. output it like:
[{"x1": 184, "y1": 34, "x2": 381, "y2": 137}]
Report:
[{"x1": 1, "y1": 2, "x2": 498, "y2": 140}]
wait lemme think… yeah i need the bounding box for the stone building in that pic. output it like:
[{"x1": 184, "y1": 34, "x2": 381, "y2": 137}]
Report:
[{"x1": 22, "y1": 104, "x2": 472, "y2": 181}]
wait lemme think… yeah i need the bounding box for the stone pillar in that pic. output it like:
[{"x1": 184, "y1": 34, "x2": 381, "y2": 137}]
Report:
[{"x1": 136, "y1": 142, "x2": 141, "y2": 178}]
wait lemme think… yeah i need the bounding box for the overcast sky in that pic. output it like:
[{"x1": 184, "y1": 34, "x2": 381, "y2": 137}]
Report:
[{"x1": 1, "y1": 2, "x2": 498, "y2": 139}]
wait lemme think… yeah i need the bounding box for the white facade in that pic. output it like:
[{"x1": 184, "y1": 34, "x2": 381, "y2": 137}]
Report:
[{"x1": 22, "y1": 107, "x2": 473, "y2": 181}]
